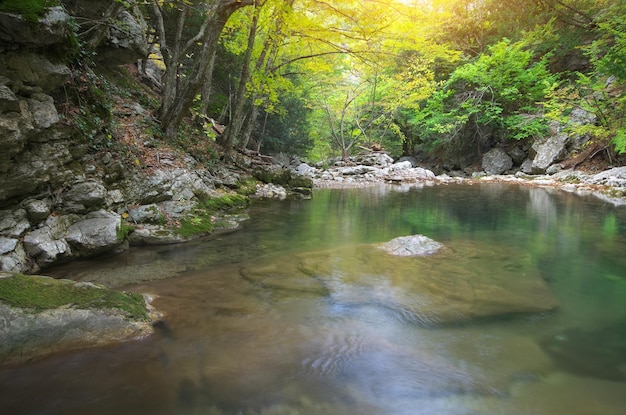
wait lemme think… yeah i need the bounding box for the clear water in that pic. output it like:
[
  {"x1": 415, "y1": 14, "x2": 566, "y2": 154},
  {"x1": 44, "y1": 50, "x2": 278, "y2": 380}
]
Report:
[{"x1": 1, "y1": 183, "x2": 626, "y2": 415}]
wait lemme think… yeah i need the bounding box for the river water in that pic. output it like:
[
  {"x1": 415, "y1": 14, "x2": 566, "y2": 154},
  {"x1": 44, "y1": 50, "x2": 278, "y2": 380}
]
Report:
[{"x1": 1, "y1": 183, "x2": 625, "y2": 415}]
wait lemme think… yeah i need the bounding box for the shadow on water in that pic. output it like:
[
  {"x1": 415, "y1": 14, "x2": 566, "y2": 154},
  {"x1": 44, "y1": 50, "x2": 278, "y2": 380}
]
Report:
[{"x1": 2, "y1": 183, "x2": 626, "y2": 415}]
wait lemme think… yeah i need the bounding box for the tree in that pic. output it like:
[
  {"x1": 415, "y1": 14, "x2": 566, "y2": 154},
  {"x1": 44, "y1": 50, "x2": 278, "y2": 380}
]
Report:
[{"x1": 149, "y1": 0, "x2": 255, "y2": 140}]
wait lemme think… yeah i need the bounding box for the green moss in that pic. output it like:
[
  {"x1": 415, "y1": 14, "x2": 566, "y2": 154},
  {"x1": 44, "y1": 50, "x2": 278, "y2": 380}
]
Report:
[
  {"x1": 176, "y1": 194, "x2": 249, "y2": 238},
  {"x1": 0, "y1": 0, "x2": 57, "y2": 21},
  {"x1": 0, "y1": 274, "x2": 150, "y2": 322},
  {"x1": 235, "y1": 178, "x2": 261, "y2": 195}
]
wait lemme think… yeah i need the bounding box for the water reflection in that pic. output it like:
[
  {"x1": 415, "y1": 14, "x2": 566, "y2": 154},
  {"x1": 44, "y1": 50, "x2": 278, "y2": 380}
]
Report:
[{"x1": 2, "y1": 183, "x2": 626, "y2": 414}]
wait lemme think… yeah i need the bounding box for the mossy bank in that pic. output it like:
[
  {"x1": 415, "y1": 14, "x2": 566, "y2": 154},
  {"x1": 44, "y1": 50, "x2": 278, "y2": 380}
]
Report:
[{"x1": 0, "y1": 272, "x2": 157, "y2": 366}]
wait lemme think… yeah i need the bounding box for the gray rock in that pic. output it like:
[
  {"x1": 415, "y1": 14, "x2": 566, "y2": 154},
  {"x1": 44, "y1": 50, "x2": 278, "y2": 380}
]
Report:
[
  {"x1": 339, "y1": 165, "x2": 377, "y2": 175},
  {"x1": 26, "y1": 93, "x2": 60, "y2": 129},
  {"x1": 482, "y1": 148, "x2": 513, "y2": 175},
  {"x1": 531, "y1": 132, "x2": 568, "y2": 174},
  {"x1": 353, "y1": 152, "x2": 394, "y2": 167},
  {"x1": 0, "y1": 6, "x2": 72, "y2": 46},
  {"x1": 1, "y1": 52, "x2": 70, "y2": 93},
  {"x1": 0, "y1": 112, "x2": 28, "y2": 173},
  {"x1": 0, "y1": 237, "x2": 18, "y2": 255},
  {"x1": 0, "y1": 209, "x2": 30, "y2": 238},
  {"x1": 295, "y1": 163, "x2": 316, "y2": 176},
  {"x1": 128, "y1": 204, "x2": 163, "y2": 224},
  {"x1": 254, "y1": 183, "x2": 287, "y2": 200},
  {"x1": 96, "y1": 9, "x2": 148, "y2": 66},
  {"x1": 378, "y1": 235, "x2": 444, "y2": 257},
  {"x1": 0, "y1": 242, "x2": 28, "y2": 273},
  {"x1": 520, "y1": 158, "x2": 534, "y2": 174},
  {"x1": 65, "y1": 210, "x2": 124, "y2": 256},
  {"x1": 507, "y1": 146, "x2": 527, "y2": 164},
  {"x1": 22, "y1": 215, "x2": 75, "y2": 267},
  {"x1": 61, "y1": 181, "x2": 108, "y2": 213},
  {"x1": 388, "y1": 160, "x2": 413, "y2": 172},
  {"x1": 0, "y1": 83, "x2": 20, "y2": 113},
  {"x1": 23, "y1": 199, "x2": 51, "y2": 222}
]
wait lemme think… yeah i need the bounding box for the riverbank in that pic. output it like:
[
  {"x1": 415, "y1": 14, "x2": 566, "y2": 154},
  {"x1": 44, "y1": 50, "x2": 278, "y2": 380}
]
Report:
[{"x1": 301, "y1": 153, "x2": 626, "y2": 206}]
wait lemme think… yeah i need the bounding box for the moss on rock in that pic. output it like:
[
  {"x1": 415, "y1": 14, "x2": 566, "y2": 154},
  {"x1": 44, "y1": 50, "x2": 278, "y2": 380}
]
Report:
[{"x1": 0, "y1": 273, "x2": 150, "y2": 322}]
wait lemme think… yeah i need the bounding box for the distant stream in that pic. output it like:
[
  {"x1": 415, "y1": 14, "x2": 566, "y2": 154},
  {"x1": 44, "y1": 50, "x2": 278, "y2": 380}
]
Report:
[{"x1": 1, "y1": 183, "x2": 625, "y2": 415}]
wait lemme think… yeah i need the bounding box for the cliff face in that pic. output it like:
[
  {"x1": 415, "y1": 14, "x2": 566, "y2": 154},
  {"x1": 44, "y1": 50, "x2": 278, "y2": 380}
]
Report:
[
  {"x1": 0, "y1": 2, "x2": 257, "y2": 274},
  {"x1": 0, "y1": 1, "x2": 149, "y2": 204}
]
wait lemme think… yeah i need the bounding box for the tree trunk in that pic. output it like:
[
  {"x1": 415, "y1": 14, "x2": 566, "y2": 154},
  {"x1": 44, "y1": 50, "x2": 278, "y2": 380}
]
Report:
[
  {"x1": 151, "y1": 0, "x2": 255, "y2": 141},
  {"x1": 222, "y1": 3, "x2": 262, "y2": 153}
]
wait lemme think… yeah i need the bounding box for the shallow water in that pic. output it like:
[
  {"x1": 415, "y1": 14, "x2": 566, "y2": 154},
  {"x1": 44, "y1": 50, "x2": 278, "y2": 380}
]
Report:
[{"x1": 2, "y1": 183, "x2": 626, "y2": 415}]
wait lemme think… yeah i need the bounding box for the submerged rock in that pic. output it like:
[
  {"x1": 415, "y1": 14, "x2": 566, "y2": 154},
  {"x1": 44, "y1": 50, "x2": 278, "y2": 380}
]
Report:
[
  {"x1": 243, "y1": 238, "x2": 557, "y2": 325},
  {"x1": 378, "y1": 234, "x2": 444, "y2": 256}
]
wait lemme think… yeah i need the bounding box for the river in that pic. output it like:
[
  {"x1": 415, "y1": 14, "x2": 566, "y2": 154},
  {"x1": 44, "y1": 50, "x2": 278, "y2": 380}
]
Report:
[{"x1": 1, "y1": 183, "x2": 625, "y2": 414}]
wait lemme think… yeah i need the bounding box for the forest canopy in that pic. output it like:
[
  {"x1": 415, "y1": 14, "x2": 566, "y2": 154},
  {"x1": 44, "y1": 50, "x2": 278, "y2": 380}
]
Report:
[{"x1": 35, "y1": 0, "x2": 626, "y2": 164}]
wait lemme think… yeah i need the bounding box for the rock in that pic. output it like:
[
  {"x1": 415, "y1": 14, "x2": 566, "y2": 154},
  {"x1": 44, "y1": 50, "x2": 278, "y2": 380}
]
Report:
[
  {"x1": 1, "y1": 52, "x2": 71, "y2": 93},
  {"x1": 507, "y1": 146, "x2": 527, "y2": 164},
  {"x1": 520, "y1": 158, "x2": 534, "y2": 174},
  {"x1": 378, "y1": 235, "x2": 444, "y2": 256},
  {"x1": 541, "y1": 322, "x2": 626, "y2": 382},
  {"x1": 23, "y1": 198, "x2": 51, "y2": 222},
  {"x1": 338, "y1": 165, "x2": 377, "y2": 175},
  {"x1": 254, "y1": 183, "x2": 287, "y2": 200},
  {"x1": 482, "y1": 148, "x2": 513, "y2": 175},
  {"x1": 353, "y1": 152, "x2": 394, "y2": 167},
  {"x1": 65, "y1": 210, "x2": 124, "y2": 256},
  {"x1": 295, "y1": 162, "x2": 317, "y2": 176},
  {"x1": 531, "y1": 130, "x2": 568, "y2": 174},
  {"x1": 255, "y1": 239, "x2": 558, "y2": 325},
  {"x1": 0, "y1": 111, "x2": 28, "y2": 174},
  {"x1": 0, "y1": 274, "x2": 154, "y2": 365},
  {"x1": 566, "y1": 107, "x2": 597, "y2": 150},
  {"x1": 0, "y1": 82, "x2": 20, "y2": 113},
  {"x1": 388, "y1": 160, "x2": 413, "y2": 172},
  {"x1": 95, "y1": 9, "x2": 148, "y2": 66},
  {"x1": 61, "y1": 181, "x2": 108, "y2": 213},
  {"x1": 0, "y1": 237, "x2": 18, "y2": 256},
  {"x1": 0, "y1": 242, "x2": 28, "y2": 273},
  {"x1": 127, "y1": 204, "x2": 163, "y2": 224},
  {"x1": 0, "y1": 6, "x2": 72, "y2": 46},
  {"x1": 22, "y1": 215, "x2": 75, "y2": 267},
  {"x1": 0, "y1": 209, "x2": 30, "y2": 238},
  {"x1": 26, "y1": 93, "x2": 60, "y2": 129}
]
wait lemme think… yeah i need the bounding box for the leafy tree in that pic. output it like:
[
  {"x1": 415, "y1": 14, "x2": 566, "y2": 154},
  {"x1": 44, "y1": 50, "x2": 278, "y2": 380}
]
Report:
[{"x1": 410, "y1": 39, "x2": 556, "y2": 159}]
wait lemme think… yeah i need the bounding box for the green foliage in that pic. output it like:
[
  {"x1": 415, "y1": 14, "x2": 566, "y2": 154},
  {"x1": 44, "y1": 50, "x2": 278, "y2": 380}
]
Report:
[
  {"x1": 410, "y1": 39, "x2": 556, "y2": 157},
  {"x1": 0, "y1": 0, "x2": 56, "y2": 21},
  {"x1": 0, "y1": 274, "x2": 150, "y2": 321},
  {"x1": 116, "y1": 219, "x2": 134, "y2": 242}
]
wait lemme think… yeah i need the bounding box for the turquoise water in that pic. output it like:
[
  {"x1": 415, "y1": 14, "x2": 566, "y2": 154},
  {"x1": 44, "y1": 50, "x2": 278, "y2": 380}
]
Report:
[{"x1": 1, "y1": 183, "x2": 625, "y2": 414}]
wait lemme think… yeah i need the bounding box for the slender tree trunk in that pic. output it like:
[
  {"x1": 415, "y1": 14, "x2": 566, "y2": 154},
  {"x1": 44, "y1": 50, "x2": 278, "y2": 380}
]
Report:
[
  {"x1": 150, "y1": 0, "x2": 255, "y2": 141},
  {"x1": 222, "y1": 3, "x2": 262, "y2": 152}
]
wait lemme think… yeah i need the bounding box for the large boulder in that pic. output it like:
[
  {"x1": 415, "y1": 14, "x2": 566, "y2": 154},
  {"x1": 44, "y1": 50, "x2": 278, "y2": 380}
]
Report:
[
  {"x1": 65, "y1": 210, "x2": 125, "y2": 256},
  {"x1": 482, "y1": 148, "x2": 513, "y2": 175}
]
